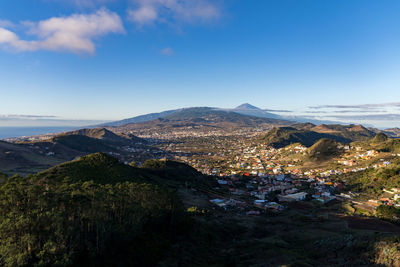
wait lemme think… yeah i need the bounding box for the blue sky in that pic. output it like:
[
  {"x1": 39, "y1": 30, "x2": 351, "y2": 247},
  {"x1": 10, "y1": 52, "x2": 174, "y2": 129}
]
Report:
[{"x1": 1, "y1": 0, "x2": 400, "y2": 128}]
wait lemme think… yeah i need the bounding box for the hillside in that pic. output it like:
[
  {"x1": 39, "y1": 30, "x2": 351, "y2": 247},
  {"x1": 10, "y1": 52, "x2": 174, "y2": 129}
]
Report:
[
  {"x1": 0, "y1": 153, "x2": 193, "y2": 266},
  {"x1": 0, "y1": 140, "x2": 68, "y2": 175},
  {"x1": 260, "y1": 127, "x2": 350, "y2": 148},
  {"x1": 101, "y1": 109, "x2": 179, "y2": 127},
  {"x1": 51, "y1": 134, "x2": 117, "y2": 153},
  {"x1": 0, "y1": 129, "x2": 149, "y2": 176},
  {"x1": 114, "y1": 107, "x2": 291, "y2": 137},
  {"x1": 353, "y1": 133, "x2": 400, "y2": 153},
  {"x1": 382, "y1": 128, "x2": 400, "y2": 138},
  {"x1": 33, "y1": 153, "x2": 147, "y2": 184},
  {"x1": 164, "y1": 107, "x2": 288, "y2": 124},
  {"x1": 102, "y1": 104, "x2": 284, "y2": 127},
  {"x1": 307, "y1": 138, "x2": 342, "y2": 161},
  {"x1": 141, "y1": 158, "x2": 217, "y2": 188},
  {"x1": 63, "y1": 127, "x2": 145, "y2": 144},
  {"x1": 33, "y1": 153, "x2": 214, "y2": 187},
  {"x1": 308, "y1": 124, "x2": 376, "y2": 141},
  {"x1": 371, "y1": 132, "x2": 389, "y2": 143}
]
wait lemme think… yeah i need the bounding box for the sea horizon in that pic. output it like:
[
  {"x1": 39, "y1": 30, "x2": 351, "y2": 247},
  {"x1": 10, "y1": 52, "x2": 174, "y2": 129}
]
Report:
[{"x1": 0, "y1": 126, "x2": 79, "y2": 139}]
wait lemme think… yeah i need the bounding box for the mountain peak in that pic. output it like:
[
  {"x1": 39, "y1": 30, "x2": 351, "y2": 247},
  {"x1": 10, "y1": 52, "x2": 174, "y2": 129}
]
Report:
[{"x1": 234, "y1": 103, "x2": 261, "y2": 110}]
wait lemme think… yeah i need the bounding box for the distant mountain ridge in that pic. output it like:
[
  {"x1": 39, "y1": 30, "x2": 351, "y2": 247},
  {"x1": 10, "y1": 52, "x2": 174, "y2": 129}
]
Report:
[
  {"x1": 113, "y1": 107, "x2": 291, "y2": 136},
  {"x1": 101, "y1": 103, "x2": 336, "y2": 127},
  {"x1": 101, "y1": 109, "x2": 179, "y2": 127}
]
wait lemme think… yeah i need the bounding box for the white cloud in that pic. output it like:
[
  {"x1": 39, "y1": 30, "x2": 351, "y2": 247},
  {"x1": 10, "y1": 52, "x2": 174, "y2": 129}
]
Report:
[
  {"x1": 49, "y1": 0, "x2": 117, "y2": 8},
  {"x1": 0, "y1": 9, "x2": 124, "y2": 54},
  {"x1": 128, "y1": 5, "x2": 158, "y2": 25},
  {"x1": 0, "y1": 20, "x2": 15, "y2": 28},
  {"x1": 160, "y1": 46, "x2": 174, "y2": 56},
  {"x1": 127, "y1": 0, "x2": 220, "y2": 26},
  {"x1": 0, "y1": 114, "x2": 57, "y2": 120}
]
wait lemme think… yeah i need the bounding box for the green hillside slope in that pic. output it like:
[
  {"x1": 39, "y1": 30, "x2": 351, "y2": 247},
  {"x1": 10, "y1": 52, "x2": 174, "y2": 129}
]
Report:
[
  {"x1": 260, "y1": 127, "x2": 350, "y2": 148},
  {"x1": 0, "y1": 153, "x2": 198, "y2": 266}
]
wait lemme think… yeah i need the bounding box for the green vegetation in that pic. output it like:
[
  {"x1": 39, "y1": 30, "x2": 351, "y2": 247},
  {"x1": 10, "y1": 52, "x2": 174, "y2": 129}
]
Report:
[
  {"x1": 310, "y1": 124, "x2": 375, "y2": 141},
  {"x1": 0, "y1": 140, "x2": 66, "y2": 176},
  {"x1": 52, "y1": 135, "x2": 115, "y2": 153},
  {"x1": 379, "y1": 139, "x2": 400, "y2": 153},
  {"x1": 0, "y1": 171, "x2": 7, "y2": 183},
  {"x1": 67, "y1": 128, "x2": 144, "y2": 144},
  {"x1": 142, "y1": 158, "x2": 168, "y2": 169},
  {"x1": 335, "y1": 162, "x2": 400, "y2": 196},
  {"x1": 33, "y1": 153, "x2": 152, "y2": 184},
  {"x1": 0, "y1": 153, "x2": 184, "y2": 266},
  {"x1": 141, "y1": 159, "x2": 218, "y2": 189},
  {"x1": 377, "y1": 205, "x2": 400, "y2": 222},
  {"x1": 307, "y1": 138, "x2": 341, "y2": 161},
  {"x1": 352, "y1": 133, "x2": 400, "y2": 153},
  {"x1": 371, "y1": 133, "x2": 389, "y2": 143},
  {"x1": 261, "y1": 127, "x2": 350, "y2": 148}
]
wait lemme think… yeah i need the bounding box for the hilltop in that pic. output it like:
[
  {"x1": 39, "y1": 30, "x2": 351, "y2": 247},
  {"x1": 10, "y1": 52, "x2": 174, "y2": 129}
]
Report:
[
  {"x1": 33, "y1": 153, "x2": 147, "y2": 184},
  {"x1": 307, "y1": 124, "x2": 376, "y2": 141},
  {"x1": 33, "y1": 153, "x2": 214, "y2": 188},
  {"x1": 352, "y1": 133, "x2": 400, "y2": 153},
  {"x1": 229, "y1": 103, "x2": 282, "y2": 119},
  {"x1": 260, "y1": 127, "x2": 351, "y2": 148},
  {"x1": 260, "y1": 123, "x2": 378, "y2": 149},
  {"x1": 60, "y1": 127, "x2": 145, "y2": 144},
  {"x1": 307, "y1": 138, "x2": 342, "y2": 161}
]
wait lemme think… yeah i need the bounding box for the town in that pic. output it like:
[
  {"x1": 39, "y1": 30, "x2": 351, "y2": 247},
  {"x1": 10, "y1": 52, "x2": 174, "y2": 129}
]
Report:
[{"x1": 141, "y1": 132, "x2": 400, "y2": 216}]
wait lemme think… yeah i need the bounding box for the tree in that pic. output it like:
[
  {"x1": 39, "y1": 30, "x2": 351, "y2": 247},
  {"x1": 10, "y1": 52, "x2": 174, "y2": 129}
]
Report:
[
  {"x1": 129, "y1": 161, "x2": 137, "y2": 167},
  {"x1": 376, "y1": 205, "x2": 400, "y2": 222},
  {"x1": 0, "y1": 171, "x2": 7, "y2": 183}
]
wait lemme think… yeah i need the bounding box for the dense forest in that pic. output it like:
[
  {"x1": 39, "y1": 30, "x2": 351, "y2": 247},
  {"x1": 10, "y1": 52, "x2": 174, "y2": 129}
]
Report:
[{"x1": 0, "y1": 153, "x2": 187, "y2": 266}]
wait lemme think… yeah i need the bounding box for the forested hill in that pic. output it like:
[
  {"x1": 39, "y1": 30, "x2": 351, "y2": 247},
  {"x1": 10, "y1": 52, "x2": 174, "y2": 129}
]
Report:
[
  {"x1": 0, "y1": 153, "x2": 214, "y2": 266},
  {"x1": 260, "y1": 127, "x2": 351, "y2": 148},
  {"x1": 261, "y1": 124, "x2": 377, "y2": 149}
]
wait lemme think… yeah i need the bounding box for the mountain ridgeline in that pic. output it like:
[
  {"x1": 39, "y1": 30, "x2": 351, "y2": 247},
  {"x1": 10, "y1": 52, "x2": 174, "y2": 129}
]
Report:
[
  {"x1": 0, "y1": 128, "x2": 147, "y2": 176},
  {"x1": 102, "y1": 104, "x2": 288, "y2": 127},
  {"x1": 261, "y1": 124, "x2": 376, "y2": 149},
  {"x1": 352, "y1": 132, "x2": 400, "y2": 153},
  {"x1": 113, "y1": 107, "x2": 292, "y2": 135},
  {"x1": 101, "y1": 103, "x2": 347, "y2": 127},
  {"x1": 50, "y1": 128, "x2": 145, "y2": 153}
]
